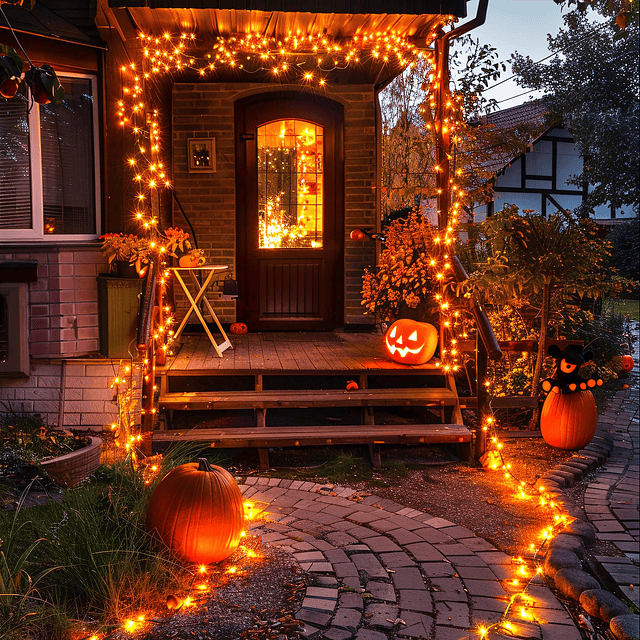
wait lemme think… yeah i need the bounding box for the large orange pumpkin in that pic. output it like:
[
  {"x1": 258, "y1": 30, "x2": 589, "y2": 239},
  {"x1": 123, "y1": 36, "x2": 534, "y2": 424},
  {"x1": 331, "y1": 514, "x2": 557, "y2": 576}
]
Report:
[
  {"x1": 384, "y1": 319, "x2": 438, "y2": 365},
  {"x1": 540, "y1": 390, "x2": 597, "y2": 450},
  {"x1": 146, "y1": 458, "x2": 244, "y2": 564}
]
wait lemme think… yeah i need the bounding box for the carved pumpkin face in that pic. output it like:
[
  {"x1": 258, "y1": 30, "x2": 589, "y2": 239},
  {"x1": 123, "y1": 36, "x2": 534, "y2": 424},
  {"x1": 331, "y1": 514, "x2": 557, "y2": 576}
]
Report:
[
  {"x1": 229, "y1": 322, "x2": 248, "y2": 335},
  {"x1": 384, "y1": 319, "x2": 438, "y2": 365},
  {"x1": 621, "y1": 354, "x2": 634, "y2": 372}
]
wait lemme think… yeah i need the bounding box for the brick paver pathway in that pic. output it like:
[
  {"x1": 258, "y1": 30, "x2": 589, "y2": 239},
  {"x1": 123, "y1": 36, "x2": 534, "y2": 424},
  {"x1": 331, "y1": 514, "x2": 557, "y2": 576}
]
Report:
[
  {"x1": 584, "y1": 381, "x2": 640, "y2": 609},
  {"x1": 241, "y1": 477, "x2": 581, "y2": 640}
]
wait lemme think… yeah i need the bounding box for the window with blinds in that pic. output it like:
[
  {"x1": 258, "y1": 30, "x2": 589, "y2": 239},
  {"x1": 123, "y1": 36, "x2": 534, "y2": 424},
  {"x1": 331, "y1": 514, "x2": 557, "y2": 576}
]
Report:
[
  {"x1": 0, "y1": 74, "x2": 99, "y2": 240},
  {"x1": 0, "y1": 92, "x2": 32, "y2": 230}
]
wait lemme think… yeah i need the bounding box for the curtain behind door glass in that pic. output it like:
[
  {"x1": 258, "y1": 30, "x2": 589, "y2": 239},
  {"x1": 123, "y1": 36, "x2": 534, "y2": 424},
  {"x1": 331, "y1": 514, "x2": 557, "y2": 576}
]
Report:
[
  {"x1": 40, "y1": 77, "x2": 95, "y2": 234},
  {"x1": 0, "y1": 92, "x2": 32, "y2": 229}
]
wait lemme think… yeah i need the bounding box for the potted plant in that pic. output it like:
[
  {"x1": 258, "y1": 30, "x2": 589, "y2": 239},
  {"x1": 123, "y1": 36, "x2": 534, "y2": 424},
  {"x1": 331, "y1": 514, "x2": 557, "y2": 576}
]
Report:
[
  {"x1": 99, "y1": 233, "x2": 148, "y2": 277},
  {"x1": 0, "y1": 407, "x2": 101, "y2": 489},
  {"x1": 99, "y1": 227, "x2": 198, "y2": 276},
  {"x1": 0, "y1": 44, "x2": 23, "y2": 100}
]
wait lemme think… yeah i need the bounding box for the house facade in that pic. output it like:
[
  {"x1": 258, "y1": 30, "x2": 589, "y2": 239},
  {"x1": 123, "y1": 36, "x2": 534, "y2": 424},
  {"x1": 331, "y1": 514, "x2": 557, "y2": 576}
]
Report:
[
  {"x1": 471, "y1": 101, "x2": 634, "y2": 224},
  {"x1": 0, "y1": 1, "x2": 121, "y2": 429},
  {"x1": 1, "y1": 0, "x2": 469, "y2": 429}
]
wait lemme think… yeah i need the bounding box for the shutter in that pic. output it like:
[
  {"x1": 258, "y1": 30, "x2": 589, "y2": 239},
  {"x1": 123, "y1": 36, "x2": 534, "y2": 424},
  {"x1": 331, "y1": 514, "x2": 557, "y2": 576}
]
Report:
[
  {"x1": 0, "y1": 92, "x2": 32, "y2": 229},
  {"x1": 40, "y1": 77, "x2": 96, "y2": 235}
]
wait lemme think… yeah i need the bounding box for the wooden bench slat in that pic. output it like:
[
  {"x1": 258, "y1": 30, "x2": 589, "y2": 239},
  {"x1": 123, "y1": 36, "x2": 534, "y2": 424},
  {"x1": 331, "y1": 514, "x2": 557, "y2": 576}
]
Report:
[
  {"x1": 159, "y1": 388, "x2": 459, "y2": 410},
  {"x1": 162, "y1": 365, "x2": 447, "y2": 377},
  {"x1": 153, "y1": 423, "x2": 473, "y2": 447}
]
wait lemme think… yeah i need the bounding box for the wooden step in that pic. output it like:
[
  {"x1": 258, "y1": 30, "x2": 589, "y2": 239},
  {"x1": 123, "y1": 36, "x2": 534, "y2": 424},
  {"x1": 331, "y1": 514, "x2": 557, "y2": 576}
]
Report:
[
  {"x1": 153, "y1": 423, "x2": 473, "y2": 447},
  {"x1": 159, "y1": 387, "x2": 460, "y2": 411}
]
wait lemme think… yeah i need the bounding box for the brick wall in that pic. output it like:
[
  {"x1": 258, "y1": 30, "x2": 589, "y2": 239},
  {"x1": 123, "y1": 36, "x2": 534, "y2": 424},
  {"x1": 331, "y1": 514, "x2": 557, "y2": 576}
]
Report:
[
  {"x1": 171, "y1": 83, "x2": 378, "y2": 327},
  {"x1": 0, "y1": 246, "x2": 109, "y2": 357},
  {"x1": 0, "y1": 246, "x2": 135, "y2": 429}
]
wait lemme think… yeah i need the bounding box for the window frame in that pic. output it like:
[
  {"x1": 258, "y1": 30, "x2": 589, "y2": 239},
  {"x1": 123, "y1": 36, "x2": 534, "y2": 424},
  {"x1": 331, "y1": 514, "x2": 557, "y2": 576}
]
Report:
[{"x1": 0, "y1": 72, "x2": 101, "y2": 242}]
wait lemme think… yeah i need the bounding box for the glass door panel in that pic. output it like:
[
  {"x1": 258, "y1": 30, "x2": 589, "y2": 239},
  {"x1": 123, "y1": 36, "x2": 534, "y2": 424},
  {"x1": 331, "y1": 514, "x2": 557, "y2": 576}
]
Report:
[{"x1": 257, "y1": 119, "x2": 323, "y2": 249}]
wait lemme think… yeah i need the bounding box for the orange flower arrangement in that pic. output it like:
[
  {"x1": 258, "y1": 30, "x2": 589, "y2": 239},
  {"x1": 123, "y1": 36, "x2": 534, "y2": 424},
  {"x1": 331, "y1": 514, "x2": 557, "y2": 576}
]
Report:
[{"x1": 99, "y1": 227, "x2": 198, "y2": 273}]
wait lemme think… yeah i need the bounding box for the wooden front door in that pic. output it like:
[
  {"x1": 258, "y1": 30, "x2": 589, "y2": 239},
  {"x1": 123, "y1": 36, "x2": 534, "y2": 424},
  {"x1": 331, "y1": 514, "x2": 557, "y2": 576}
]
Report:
[{"x1": 235, "y1": 92, "x2": 343, "y2": 331}]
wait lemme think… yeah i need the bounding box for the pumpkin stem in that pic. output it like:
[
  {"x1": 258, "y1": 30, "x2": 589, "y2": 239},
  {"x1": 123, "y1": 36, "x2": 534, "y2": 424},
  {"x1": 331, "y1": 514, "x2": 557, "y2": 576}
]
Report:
[{"x1": 198, "y1": 458, "x2": 213, "y2": 472}]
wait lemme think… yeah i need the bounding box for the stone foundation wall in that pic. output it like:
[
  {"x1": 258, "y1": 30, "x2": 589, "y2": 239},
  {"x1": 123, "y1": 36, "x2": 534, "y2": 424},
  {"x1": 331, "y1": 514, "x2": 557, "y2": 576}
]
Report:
[
  {"x1": 0, "y1": 247, "x2": 144, "y2": 430},
  {"x1": 0, "y1": 359, "x2": 123, "y2": 430}
]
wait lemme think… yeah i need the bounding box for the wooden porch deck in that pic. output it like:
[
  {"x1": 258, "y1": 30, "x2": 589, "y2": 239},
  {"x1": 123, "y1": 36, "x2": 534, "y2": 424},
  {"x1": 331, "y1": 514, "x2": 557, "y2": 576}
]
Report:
[
  {"x1": 162, "y1": 330, "x2": 441, "y2": 372},
  {"x1": 155, "y1": 331, "x2": 473, "y2": 467}
]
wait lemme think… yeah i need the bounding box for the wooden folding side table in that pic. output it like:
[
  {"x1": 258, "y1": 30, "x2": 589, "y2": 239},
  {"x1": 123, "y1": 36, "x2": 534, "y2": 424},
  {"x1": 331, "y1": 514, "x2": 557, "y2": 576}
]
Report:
[{"x1": 169, "y1": 266, "x2": 233, "y2": 357}]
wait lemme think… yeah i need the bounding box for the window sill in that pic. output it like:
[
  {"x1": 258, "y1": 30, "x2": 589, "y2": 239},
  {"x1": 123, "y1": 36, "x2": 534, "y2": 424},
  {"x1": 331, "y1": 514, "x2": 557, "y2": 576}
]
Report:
[{"x1": 0, "y1": 241, "x2": 102, "y2": 252}]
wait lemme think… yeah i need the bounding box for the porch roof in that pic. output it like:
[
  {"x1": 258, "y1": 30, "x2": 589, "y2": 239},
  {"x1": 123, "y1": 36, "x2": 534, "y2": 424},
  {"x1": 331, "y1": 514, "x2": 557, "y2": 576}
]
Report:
[
  {"x1": 108, "y1": 0, "x2": 467, "y2": 17},
  {"x1": 0, "y1": 2, "x2": 103, "y2": 47},
  {"x1": 105, "y1": 1, "x2": 468, "y2": 45}
]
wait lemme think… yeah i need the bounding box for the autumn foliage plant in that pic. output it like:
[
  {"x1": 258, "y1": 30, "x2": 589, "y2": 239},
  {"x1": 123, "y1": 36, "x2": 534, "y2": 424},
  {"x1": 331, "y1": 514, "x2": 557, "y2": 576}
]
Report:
[
  {"x1": 361, "y1": 210, "x2": 441, "y2": 323},
  {"x1": 461, "y1": 205, "x2": 633, "y2": 425}
]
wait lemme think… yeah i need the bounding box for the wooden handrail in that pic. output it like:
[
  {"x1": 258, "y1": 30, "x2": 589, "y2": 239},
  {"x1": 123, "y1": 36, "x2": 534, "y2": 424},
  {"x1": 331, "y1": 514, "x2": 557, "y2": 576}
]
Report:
[{"x1": 450, "y1": 256, "x2": 502, "y2": 361}]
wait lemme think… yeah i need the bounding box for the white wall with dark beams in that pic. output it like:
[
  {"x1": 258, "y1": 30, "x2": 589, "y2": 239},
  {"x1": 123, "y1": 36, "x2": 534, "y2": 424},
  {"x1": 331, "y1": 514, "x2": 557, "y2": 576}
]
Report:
[{"x1": 473, "y1": 126, "x2": 627, "y2": 223}]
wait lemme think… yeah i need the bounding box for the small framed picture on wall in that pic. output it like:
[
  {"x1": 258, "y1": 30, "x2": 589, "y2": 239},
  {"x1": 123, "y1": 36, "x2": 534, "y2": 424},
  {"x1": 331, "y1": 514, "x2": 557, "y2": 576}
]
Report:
[{"x1": 188, "y1": 138, "x2": 216, "y2": 173}]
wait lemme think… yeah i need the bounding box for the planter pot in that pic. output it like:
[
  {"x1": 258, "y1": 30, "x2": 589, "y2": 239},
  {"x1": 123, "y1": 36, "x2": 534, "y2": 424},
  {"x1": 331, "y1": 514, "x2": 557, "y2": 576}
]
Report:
[
  {"x1": 97, "y1": 274, "x2": 144, "y2": 358},
  {"x1": 40, "y1": 436, "x2": 102, "y2": 487},
  {"x1": 114, "y1": 260, "x2": 139, "y2": 278}
]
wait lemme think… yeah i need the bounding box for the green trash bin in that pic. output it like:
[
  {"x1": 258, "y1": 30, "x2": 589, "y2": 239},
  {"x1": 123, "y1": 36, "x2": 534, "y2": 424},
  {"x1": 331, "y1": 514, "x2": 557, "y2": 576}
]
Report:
[{"x1": 97, "y1": 274, "x2": 143, "y2": 358}]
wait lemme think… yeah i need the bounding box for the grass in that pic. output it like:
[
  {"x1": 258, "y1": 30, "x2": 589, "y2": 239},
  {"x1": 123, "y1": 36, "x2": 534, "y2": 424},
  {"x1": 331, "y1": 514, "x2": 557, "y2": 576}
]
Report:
[
  {"x1": 0, "y1": 442, "x2": 209, "y2": 639},
  {"x1": 252, "y1": 448, "x2": 409, "y2": 486}
]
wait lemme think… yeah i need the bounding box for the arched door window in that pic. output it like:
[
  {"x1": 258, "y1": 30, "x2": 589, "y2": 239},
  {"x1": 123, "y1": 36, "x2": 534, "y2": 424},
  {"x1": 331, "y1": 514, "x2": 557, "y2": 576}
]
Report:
[{"x1": 257, "y1": 119, "x2": 323, "y2": 249}]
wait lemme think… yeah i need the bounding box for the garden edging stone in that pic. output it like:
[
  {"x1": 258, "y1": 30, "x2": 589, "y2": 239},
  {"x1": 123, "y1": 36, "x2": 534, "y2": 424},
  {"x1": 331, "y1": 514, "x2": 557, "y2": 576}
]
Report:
[
  {"x1": 609, "y1": 614, "x2": 640, "y2": 640},
  {"x1": 579, "y1": 589, "x2": 631, "y2": 623},
  {"x1": 539, "y1": 390, "x2": 639, "y2": 640}
]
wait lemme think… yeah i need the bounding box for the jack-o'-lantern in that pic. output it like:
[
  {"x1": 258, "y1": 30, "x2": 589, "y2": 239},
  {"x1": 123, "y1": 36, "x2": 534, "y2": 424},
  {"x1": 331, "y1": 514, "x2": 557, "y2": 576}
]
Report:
[
  {"x1": 621, "y1": 354, "x2": 634, "y2": 372},
  {"x1": 229, "y1": 322, "x2": 248, "y2": 335},
  {"x1": 146, "y1": 458, "x2": 244, "y2": 564},
  {"x1": 384, "y1": 319, "x2": 438, "y2": 365}
]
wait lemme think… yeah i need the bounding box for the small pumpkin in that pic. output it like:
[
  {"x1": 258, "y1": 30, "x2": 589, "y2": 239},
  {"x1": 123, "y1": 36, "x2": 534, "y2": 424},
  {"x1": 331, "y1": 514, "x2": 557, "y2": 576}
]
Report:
[
  {"x1": 229, "y1": 322, "x2": 248, "y2": 335},
  {"x1": 384, "y1": 319, "x2": 438, "y2": 365},
  {"x1": 540, "y1": 389, "x2": 597, "y2": 450},
  {"x1": 350, "y1": 229, "x2": 365, "y2": 241},
  {"x1": 178, "y1": 254, "x2": 205, "y2": 268},
  {"x1": 621, "y1": 354, "x2": 634, "y2": 373},
  {"x1": 346, "y1": 380, "x2": 359, "y2": 391},
  {"x1": 146, "y1": 458, "x2": 244, "y2": 564}
]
